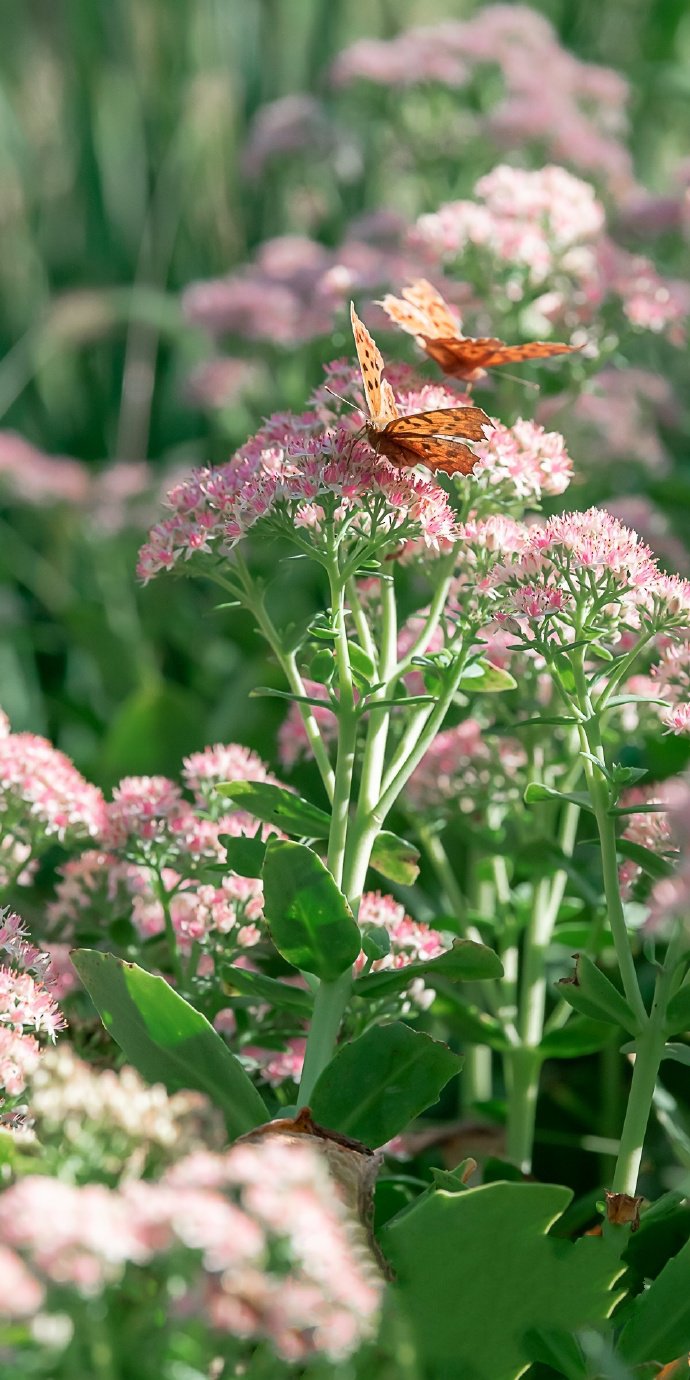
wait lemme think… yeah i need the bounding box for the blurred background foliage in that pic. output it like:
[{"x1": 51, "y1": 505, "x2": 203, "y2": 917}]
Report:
[{"x1": 0, "y1": 0, "x2": 689, "y2": 783}]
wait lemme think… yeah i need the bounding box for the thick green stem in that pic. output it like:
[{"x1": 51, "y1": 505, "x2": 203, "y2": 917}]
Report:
[
  {"x1": 506, "y1": 800, "x2": 581, "y2": 1171},
  {"x1": 612, "y1": 926, "x2": 685, "y2": 1194},
  {"x1": 571, "y1": 648, "x2": 647, "y2": 1029},
  {"x1": 297, "y1": 970, "x2": 352, "y2": 1107},
  {"x1": 297, "y1": 550, "x2": 358, "y2": 1104}
]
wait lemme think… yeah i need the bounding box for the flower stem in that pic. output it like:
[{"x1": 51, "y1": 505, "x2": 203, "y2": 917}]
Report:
[
  {"x1": 612, "y1": 924, "x2": 685, "y2": 1194},
  {"x1": 297, "y1": 547, "x2": 358, "y2": 1105}
]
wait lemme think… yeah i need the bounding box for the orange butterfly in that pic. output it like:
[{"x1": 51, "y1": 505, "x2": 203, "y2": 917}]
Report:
[
  {"x1": 350, "y1": 302, "x2": 491, "y2": 477},
  {"x1": 380, "y1": 279, "x2": 578, "y2": 383}
]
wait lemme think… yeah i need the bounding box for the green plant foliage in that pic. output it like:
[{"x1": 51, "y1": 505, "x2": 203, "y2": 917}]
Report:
[
  {"x1": 557, "y1": 953, "x2": 639, "y2": 1033},
  {"x1": 262, "y1": 839, "x2": 362, "y2": 979},
  {"x1": 217, "y1": 781, "x2": 332, "y2": 837},
  {"x1": 310, "y1": 1023, "x2": 463, "y2": 1147},
  {"x1": 72, "y1": 950, "x2": 267, "y2": 1138},
  {"x1": 222, "y1": 964, "x2": 314, "y2": 1015},
  {"x1": 619, "y1": 1234, "x2": 690, "y2": 1367},
  {"x1": 380, "y1": 1181, "x2": 626, "y2": 1380},
  {"x1": 370, "y1": 830, "x2": 421, "y2": 885},
  {"x1": 354, "y1": 939, "x2": 503, "y2": 999}
]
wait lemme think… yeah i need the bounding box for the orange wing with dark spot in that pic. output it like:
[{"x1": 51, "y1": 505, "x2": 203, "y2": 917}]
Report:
[
  {"x1": 351, "y1": 302, "x2": 492, "y2": 475},
  {"x1": 378, "y1": 406, "x2": 492, "y2": 476},
  {"x1": 380, "y1": 279, "x2": 460, "y2": 340},
  {"x1": 423, "y1": 336, "x2": 578, "y2": 380},
  {"x1": 350, "y1": 301, "x2": 397, "y2": 426},
  {"x1": 381, "y1": 281, "x2": 577, "y2": 381}
]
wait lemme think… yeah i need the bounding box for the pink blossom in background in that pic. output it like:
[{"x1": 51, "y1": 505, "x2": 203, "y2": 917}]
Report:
[
  {"x1": 539, "y1": 368, "x2": 678, "y2": 477},
  {"x1": 0, "y1": 724, "x2": 106, "y2": 881},
  {"x1": 242, "y1": 1037, "x2": 307, "y2": 1087},
  {"x1": 648, "y1": 776, "x2": 690, "y2": 930},
  {"x1": 0, "y1": 1243, "x2": 45, "y2": 1317},
  {"x1": 184, "y1": 357, "x2": 264, "y2": 410},
  {"x1": 618, "y1": 787, "x2": 673, "y2": 898},
  {"x1": 243, "y1": 95, "x2": 337, "y2": 178},
  {"x1": 182, "y1": 230, "x2": 427, "y2": 347},
  {"x1": 331, "y1": 6, "x2": 635, "y2": 196},
  {"x1": 277, "y1": 679, "x2": 338, "y2": 769},
  {"x1": 473, "y1": 418, "x2": 573, "y2": 500},
  {"x1": 182, "y1": 742, "x2": 276, "y2": 806},
  {"x1": 0, "y1": 432, "x2": 90, "y2": 506}
]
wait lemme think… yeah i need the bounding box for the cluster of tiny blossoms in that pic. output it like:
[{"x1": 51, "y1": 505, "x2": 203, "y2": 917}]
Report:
[
  {"x1": 650, "y1": 641, "x2": 690, "y2": 737},
  {"x1": 137, "y1": 407, "x2": 460, "y2": 583},
  {"x1": 406, "y1": 719, "x2": 526, "y2": 817},
  {"x1": 48, "y1": 745, "x2": 282, "y2": 971},
  {"x1": 0, "y1": 712, "x2": 105, "y2": 889},
  {"x1": 646, "y1": 776, "x2": 690, "y2": 932},
  {"x1": 331, "y1": 6, "x2": 635, "y2": 194},
  {"x1": 0, "y1": 909, "x2": 64, "y2": 1099},
  {"x1": 487, "y1": 508, "x2": 690, "y2": 638},
  {"x1": 0, "y1": 1136, "x2": 382, "y2": 1362},
  {"x1": 618, "y1": 788, "x2": 673, "y2": 901},
  {"x1": 29, "y1": 1047, "x2": 226, "y2": 1182},
  {"x1": 412, "y1": 165, "x2": 689, "y2": 337}
]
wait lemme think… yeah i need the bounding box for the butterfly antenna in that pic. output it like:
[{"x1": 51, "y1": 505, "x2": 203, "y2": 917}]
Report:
[
  {"x1": 323, "y1": 385, "x2": 360, "y2": 412},
  {"x1": 495, "y1": 371, "x2": 540, "y2": 393}
]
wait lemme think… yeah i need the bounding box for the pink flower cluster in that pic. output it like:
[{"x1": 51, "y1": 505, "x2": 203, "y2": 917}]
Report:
[
  {"x1": 406, "y1": 719, "x2": 526, "y2": 817},
  {"x1": 137, "y1": 412, "x2": 459, "y2": 583},
  {"x1": 488, "y1": 508, "x2": 690, "y2": 633},
  {"x1": 618, "y1": 788, "x2": 673, "y2": 900},
  {"x1": 650, "y1": 642, "x2": 690, "y2": 737},
  {"x1": 0, "y1": 1136, "x2": 383, "y2": 1360},
  {"x1": 30, "y1": 1047, "x2": 225, "y2": 1179},
  {"x1": 0, "y1": 722, "x2": 106, "y2": 884},
  {"x1": 182, "y1": 230, "x2": 424, "y2": 348},
  {"x1": 356, "y1": 891, "x2": 450, "y2": 1013},
  {"x1": 411, "y1": 165, "x2": 689, "y2": 339},
  {"x1": 0, "y1": 909, "x2": 65, "y2": 1098},
  {"x1": 331, "y1": 6, "x2": 634, "y2": 194},
  {"x1": 412, "y1": 165, "x2": 605, "y2": 287},
  {"x1": 646, "y1": 776, "x2": 690, "y2": 932},
  {"x1": 473, "y1": 418, "x2": 573, "y2": 503}
]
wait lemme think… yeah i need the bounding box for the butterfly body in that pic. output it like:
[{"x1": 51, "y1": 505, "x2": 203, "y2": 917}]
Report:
[
  {"x1": 380, "y1": 279, "x2": 578, "y2": 382},
  {"x1": 350, "y1": 302, "x2": 491, "y2": 476}
]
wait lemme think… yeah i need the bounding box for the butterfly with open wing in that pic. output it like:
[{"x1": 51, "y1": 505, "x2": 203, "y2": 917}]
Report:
[
  {"x1": 350, "y1": 302, "x2": 492, "y2": 477},
  {"x1": 380, "y1": 279, "x2": 578, "y2": 384}
]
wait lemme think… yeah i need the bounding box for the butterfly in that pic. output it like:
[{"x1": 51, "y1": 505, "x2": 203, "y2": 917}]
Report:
[
  {"x1": 350, "y1": 302, "x2": 491, "y2": 476},
  {"x1": 380, "y1": 279, "x2": 578, "y2": 383}
]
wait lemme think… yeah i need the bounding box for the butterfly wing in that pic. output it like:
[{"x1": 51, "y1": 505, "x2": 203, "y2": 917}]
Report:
[
  {"x1": 380, "y1": 279, "x2": 460, "y2": 341},
  {"x1": 350, "y1": 301, "x2": 398, "y2": 426},
  {"x1": 424, "y1": 336, "x2": 577, "y2": 379},
  {"x1": 380, "y1": 406, "x2": 491, "y2": 476}
]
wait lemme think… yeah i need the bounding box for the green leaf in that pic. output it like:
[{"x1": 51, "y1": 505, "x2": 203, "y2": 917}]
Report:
[
  {"x1": 354, "y1": 939, "x2": 503, "y2": 999},
  {"x1": 217, "y1": 781, "x2": 331, "y2": 837},
  {"x1": 665, "y1": 983, "x2": 690, "y2": 1036},
  {"x1": 219, "y1": 835, "x2": 266, "y2": 878},
  {"x1": 540, "y1": 1017, "x2": 618, "y2": 1058},
  {"x1": 310, "y1": 1022, "x2": 462, "y2": 1148},
  {"x1": 222, "y1": 965, "x2": 313, "y2": 1016},
  {"x1": 524, "y1": 1328, "x2": 588, "y2": 1379},
  {"x1": 619, "y1": 1234, "x2": 690, "y2": 1366},
  {"x1": 615, "y1": 837, "x2": 675, "y2": 881},
  {"x1": 524, "y1": 782, "x2": 594, "y2": 814},
  {"x1": 460, "y1": 658, "x2": 517, "y2": 693},
  {"x1": 662, "y1": 1042, "x2": 690, "y2": 1067},
  {"x1": 437, "y1": 990, "x2": 511, "y2": 1050},
  {"x1": 380, "y1": 1181, "x2": 625, "y2": 1380},
  {"x1": 370, "y1": 830, "x2": 420, "y2": 885},
  {"x1": 557, "y1": 954, "x2": 638, "y2": 1034},
  {"x1": 72, "y1": 951, "x2": 266, "y2": 1139},
  {"x1": 261, "y1": 840, "x2": 361, "y2": 980}
]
